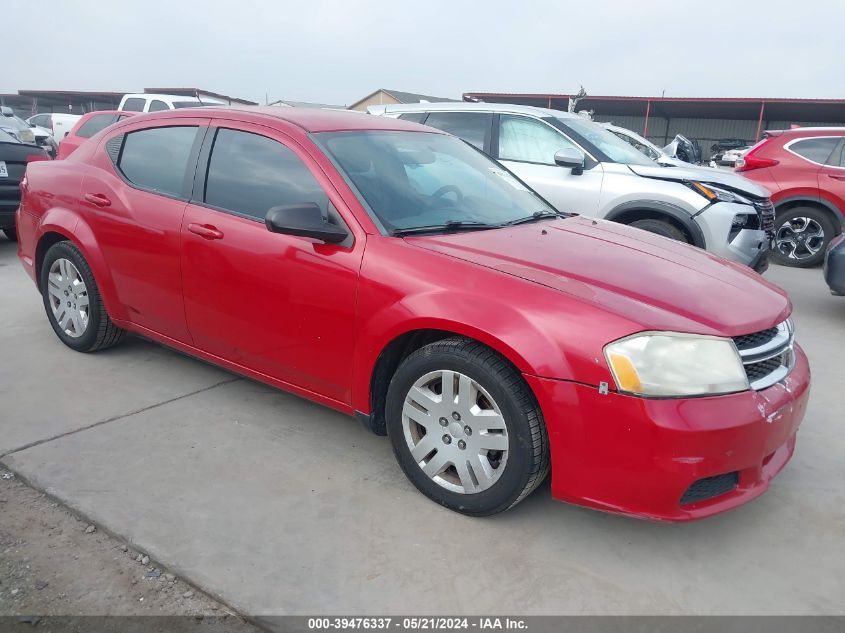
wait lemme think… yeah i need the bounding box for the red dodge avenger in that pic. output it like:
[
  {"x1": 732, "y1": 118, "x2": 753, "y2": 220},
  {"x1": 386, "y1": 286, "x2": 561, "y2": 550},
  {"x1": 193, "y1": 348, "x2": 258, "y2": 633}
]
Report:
[{"x1": 16, "y1": 107, "x2": 810, "y2": 520}]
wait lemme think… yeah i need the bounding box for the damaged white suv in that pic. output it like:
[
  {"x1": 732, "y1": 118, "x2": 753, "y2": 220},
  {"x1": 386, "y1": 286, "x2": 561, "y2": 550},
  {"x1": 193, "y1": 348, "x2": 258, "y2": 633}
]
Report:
[{"x1": 371, "y1": 103, "x2": 773, "y2": 271}]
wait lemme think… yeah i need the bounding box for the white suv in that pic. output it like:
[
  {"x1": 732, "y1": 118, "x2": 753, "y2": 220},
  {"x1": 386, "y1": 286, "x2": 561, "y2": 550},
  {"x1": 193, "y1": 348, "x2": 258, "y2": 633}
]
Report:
[{"x1": 371, "y1": 102, "x2": 773, "y2": 271}]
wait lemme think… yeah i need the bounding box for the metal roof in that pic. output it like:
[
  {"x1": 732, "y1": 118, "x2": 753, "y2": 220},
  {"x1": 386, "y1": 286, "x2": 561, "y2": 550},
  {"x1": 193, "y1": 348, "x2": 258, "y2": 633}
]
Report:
[{"x1": 464, "y1": 93, "x2": 845, "y2": 122}]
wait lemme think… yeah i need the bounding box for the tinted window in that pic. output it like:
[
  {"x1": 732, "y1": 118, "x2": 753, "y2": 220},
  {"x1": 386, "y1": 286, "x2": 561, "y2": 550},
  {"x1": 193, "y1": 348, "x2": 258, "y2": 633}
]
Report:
[
  {"x1": 173, "y1": 101, "x2": 212, "y2": 109},
  {"x1": 30, "y1": 114, "x2": 51, "y2": 128},
  {"x1": 204, "y1": 129, "x2": 328, "y2": 221},
  {"x1": 498, "y1": 115, "x2": 577, "y2": 164},
  {"x1": 122, "y1": 98, "x2": 145, "y2": 112},
  {"x1": 76, "y1": 114, "x2": 117, "y2": 138},
  {"x1": 790, "y1": 137, "x2": 839, "y2": 164},
  {"x1": 149, "y1": 100, "x2": 170, "y2": 112},
  {"x1": 422, "y1": 112, "x2": 492, "y2": 149},
  {"x1": 118, "y1": 126, "x2": 198, "y2": 197},
  {"x1": 398, "y1": 112, "x2": 427, "y2": 123}
]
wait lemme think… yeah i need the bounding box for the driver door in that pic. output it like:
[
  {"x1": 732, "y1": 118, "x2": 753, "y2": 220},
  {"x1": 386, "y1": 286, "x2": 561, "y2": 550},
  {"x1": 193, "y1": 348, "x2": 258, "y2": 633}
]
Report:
[
  {"x1": 180, "y1": 122, "x2": 364, "y2": 404},
  {"x1": 494, "y1": 114, "x2": 603, "y2": 216}
]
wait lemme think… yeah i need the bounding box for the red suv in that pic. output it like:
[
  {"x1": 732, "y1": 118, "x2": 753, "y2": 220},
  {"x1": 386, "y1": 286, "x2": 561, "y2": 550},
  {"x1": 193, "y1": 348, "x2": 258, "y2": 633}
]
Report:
[
  {"x1": 737, "y1": 128, "x2": 845, "y2": 267},
  {"x1": 16, "y1": 107, "x2": 810, "y2": 520},
  {"x1": 56, "y1": 110, "x2": 136, "y2": 160}
]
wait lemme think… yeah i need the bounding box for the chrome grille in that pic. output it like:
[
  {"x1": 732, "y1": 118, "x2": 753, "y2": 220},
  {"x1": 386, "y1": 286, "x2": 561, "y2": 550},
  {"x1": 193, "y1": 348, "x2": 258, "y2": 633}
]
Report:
[
  {"x1": 732, "y1": 319, "x2": 795, "y2": 390},
  {"x1": 754, "y1": 199, "x2": 776, "y2": 241}
]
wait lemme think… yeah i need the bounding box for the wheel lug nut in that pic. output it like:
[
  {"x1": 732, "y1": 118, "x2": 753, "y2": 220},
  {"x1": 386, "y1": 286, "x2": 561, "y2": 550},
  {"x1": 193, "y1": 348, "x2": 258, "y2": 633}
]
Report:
[
  {"x1": 442, "y1": 435, "x2": 451, "y2": 445},
  {"x1": 439, "y1": 417, "x2": 448, "y2": 426},
  {"x1": 451, "y1": 412, "x2": 461, "y2": 421},
  {"x1": 457, "y1": 440, "x2": 466, "y2": 450},
  {"x1": 464, "y1": 426, "x2": 472, "y2": 436},
  {"x1": 66, "y1": 301, "x2": 71, "y2": 307}
]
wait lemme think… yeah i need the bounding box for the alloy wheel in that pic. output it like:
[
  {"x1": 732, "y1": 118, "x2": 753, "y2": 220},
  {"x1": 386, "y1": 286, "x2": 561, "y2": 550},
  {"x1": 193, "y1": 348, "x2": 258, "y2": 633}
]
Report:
[
  {"x1": 775, "y1": 216, "x2": 825, "y2": 261},
  {"x1": 402, "y1": 370, "x2": 509, "y2": 494},
  {"x1": 47, "y1": 258, "x2": 90, "y2": 338}
]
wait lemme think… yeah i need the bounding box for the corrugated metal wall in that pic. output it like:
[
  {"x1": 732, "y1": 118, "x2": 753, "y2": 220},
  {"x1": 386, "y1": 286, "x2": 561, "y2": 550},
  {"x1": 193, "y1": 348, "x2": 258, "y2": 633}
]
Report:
[{"x1": 592, "y1": 113, "x2": 845, "y2": 160}]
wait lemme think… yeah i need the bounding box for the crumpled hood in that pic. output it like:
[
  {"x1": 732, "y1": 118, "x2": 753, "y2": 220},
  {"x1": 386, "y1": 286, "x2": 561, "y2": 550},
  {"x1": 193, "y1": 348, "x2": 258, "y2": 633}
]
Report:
[
  {"x1": 405, "y1": 216, "x2": 790, "y2": 336},
  {"x1": 627, "y1": 163, "x2": 771, "y2": 198}
]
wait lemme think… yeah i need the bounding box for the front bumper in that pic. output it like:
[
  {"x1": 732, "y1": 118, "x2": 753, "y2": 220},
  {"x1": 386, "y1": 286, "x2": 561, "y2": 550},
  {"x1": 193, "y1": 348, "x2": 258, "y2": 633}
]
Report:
[
  {"x1": 695, "y1": 201, "x2": 768, "y2": 269},
  {"x1": 525, "y1": 343, "x2": 810, "y2": 521}
]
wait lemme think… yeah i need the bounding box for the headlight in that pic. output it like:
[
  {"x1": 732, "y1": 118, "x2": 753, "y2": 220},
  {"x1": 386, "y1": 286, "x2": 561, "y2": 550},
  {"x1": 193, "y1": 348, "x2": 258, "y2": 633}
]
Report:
[
  {"x1": 604, "y1": 332, "x2": 749, "y2": 397},
  {"x1": 689, "y1": 182, "x2": 752, "y2": 205}
]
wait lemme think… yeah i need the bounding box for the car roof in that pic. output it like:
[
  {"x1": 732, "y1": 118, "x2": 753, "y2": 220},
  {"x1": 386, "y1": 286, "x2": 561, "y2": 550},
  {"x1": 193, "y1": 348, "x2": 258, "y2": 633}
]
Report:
[
  {"x1": 373, "y1": 101, "x2": 581, "y2": 119},
  {"x1": 766, "y1": 127, "x2": 845, "y2": 137},
  {"x1": 126, "y1": 105, "x2": 441, "y2": 134}
]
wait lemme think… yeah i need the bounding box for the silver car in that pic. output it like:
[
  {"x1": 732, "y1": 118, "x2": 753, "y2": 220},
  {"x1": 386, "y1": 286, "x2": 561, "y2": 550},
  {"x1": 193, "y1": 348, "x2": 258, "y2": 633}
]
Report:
[{"x1": 370, "y1": 102, "x2": 772, "y2": 271}]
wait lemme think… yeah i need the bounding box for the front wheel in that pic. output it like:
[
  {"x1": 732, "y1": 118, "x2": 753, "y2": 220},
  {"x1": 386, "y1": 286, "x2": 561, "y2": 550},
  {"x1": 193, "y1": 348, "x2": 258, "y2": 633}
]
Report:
[
  {"x1": 385, "y1": 338, "x2": 549, "y2": 516},
  {"x1": 629, "y1": 218, "x2": 688, "y2": 243},
  {"x1": 771, "y1": 207, "x2": 836, "y2": 267},
  {"x1": 40, "y1": 241, "x2": 126, "y2": 352}
]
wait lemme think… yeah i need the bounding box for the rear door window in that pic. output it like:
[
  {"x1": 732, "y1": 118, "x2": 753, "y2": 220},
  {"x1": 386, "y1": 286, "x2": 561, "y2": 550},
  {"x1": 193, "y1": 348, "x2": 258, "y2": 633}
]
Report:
[
  {"x1": 398, "y1": 112, "x2": 428, "y2": 123},
  {"x1": 203, "y1": 128, "x2": 329, "y2": 221},
  {"x1": 117, "y1": 126, "x2": 199, "y2": 197},
  {"x1": 788, "y1": 137, "x2": 840, "y2": 165},
  {"x1": 421, "y1": 112, "x2": 492, "y2": 150},
  {"x1": 121, "y1": 98, "x2": 146, "y2": 112},
  {"x1": 75, "y1": 114, "x2": 118, "y2": 138}
]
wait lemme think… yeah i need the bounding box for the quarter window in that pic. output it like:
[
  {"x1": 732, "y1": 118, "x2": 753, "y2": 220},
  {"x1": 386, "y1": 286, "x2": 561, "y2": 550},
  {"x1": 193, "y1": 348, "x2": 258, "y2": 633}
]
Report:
[
  {"x1": 117, "y1": 126, "x2": 198, "y2": 197},
  {"x1": 122, "y1": 98, "x2": 146, "y2": 112},
  {"x1": 149, "y1": 100, "x2": 170, "y2": 112},
  {"x1": 498, "y1": 115, "x2": 577, "y2": 164},
  {"x1": 422, "y1": 112, "x2": 492, "y2": 150},
  {"x1": 398, "y1": 112, "x2": 428, "y2": 123},
  {"x1": 789, "y1": 137, "x2": 839, "y2": 164},
  {"x1": 76, "y1": 114, "x2": 118, "y2": 138},
  {"x1": 204, "y1": 128, "x2": 328, "y2": 221}
]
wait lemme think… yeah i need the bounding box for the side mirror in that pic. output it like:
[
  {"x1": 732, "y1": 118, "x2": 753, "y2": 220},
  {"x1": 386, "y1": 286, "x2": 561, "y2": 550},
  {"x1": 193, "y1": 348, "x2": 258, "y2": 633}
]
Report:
[
  {"x1": 554, "y1": 147, "x2": 586, "y2": 175},
  {"x1": 265, "y1": 203, "x2": 348, "y2": 244},
  {"x1": 29, "y1": 122, "x2": 37, "y2": 128}
]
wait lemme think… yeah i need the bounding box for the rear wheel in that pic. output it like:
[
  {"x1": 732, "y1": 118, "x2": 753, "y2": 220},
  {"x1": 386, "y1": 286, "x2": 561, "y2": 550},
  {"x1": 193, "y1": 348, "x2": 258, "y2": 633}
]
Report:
[
  {"x1": 385, "y1": 338, "x2": 549, "y2": 516},
  {"x1": 629, "y1": 218, "x2": 688, "y2": 242},
  {"x1": 771, "y1": 207, "x2": 836, "y2": 267},
  {"x1": 2, "y1": 227, "x2": 16, "y2": 242},
  {"x1": 40, "y1": 241, "x2": 126, "y2": 352}
]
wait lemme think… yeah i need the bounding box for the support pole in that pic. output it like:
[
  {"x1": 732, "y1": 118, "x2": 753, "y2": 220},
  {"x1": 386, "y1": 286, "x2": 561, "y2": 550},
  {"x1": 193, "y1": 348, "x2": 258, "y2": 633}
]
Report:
[
  {"x1": 643, "y1": 99, "x2": 652, "y2": 137},
  {"x1": 755, "y1": 101, "x2": 766, "y2": 142}
]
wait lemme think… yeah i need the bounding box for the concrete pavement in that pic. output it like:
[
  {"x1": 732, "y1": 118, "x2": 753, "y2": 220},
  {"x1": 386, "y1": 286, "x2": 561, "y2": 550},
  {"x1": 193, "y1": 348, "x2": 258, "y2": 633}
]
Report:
[{"x1": 1, "y1": 234, "x2": 844, "y2": 617}]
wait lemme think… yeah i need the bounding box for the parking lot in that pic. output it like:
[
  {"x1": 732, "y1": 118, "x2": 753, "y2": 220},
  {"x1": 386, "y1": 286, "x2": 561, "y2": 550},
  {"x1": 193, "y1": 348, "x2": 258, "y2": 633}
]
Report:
[{"x1": 0, "y1": 233, "x2": 843, "y2": 619}]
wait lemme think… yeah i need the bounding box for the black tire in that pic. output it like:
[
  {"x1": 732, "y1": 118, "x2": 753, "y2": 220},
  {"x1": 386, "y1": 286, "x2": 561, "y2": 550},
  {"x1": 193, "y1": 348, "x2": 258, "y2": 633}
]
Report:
[
  {"x1": 2, "y1": 227, "x2": 16, "y2": 242},
  {"x1": 770, "y1": 206, "x2": 836, "y2": 268},
  {"x1": 629, "y1": 218, "x2": 688, "y2": 242},
  {"x1": 385, "y1": 337, "x2": 549, "y2": 516},
  {"x1": 40, "y1": 241, "x2": 126, "y2": 352}
]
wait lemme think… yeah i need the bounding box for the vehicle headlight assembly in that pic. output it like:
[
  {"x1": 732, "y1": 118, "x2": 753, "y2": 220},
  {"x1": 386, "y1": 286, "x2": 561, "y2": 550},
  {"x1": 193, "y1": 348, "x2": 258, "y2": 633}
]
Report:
[
  {"x1": 689, "y1": 182, "x2": 752, "y2": 205},
  {"x1": 604, "y1": 332, "x2": 749, "y2": 397}
]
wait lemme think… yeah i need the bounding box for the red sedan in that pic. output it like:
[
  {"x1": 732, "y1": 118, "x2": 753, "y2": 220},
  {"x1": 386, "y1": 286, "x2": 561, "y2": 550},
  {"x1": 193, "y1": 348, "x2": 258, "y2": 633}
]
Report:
[{"x1": 16, "y1": 107, "x2": 810, "y2": 520}]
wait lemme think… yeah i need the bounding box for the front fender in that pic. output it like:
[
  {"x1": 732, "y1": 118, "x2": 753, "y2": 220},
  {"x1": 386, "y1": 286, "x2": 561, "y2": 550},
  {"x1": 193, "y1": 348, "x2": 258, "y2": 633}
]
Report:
[{"x1": 37, "y1": 209, "x2": 127, "y2": 322}]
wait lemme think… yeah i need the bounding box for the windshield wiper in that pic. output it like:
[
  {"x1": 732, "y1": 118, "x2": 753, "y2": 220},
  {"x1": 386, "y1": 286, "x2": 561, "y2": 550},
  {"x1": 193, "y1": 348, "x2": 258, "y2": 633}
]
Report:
[
  {"x1": 391, "y1": 220, "x2": 502, "y2": 237},
  {"x1": 502, "y1": 210, "x2": 564, "y2": 226}
]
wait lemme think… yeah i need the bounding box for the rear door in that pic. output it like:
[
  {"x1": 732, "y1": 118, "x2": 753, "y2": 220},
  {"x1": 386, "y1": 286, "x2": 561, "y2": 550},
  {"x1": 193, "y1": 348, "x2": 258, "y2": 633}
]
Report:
[
  {"x1": 493, "y1": 114, "x2": 603, "y2": 216},
  {"x1": 80, "y1": 118, "x2": 208, "y2": 342}
]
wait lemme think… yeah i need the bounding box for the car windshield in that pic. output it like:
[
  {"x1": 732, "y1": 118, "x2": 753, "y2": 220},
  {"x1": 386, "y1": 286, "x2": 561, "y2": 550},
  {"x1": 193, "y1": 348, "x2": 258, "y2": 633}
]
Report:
[
  {"x1": 316, "y1": 130, "x2": 557, "y2": 234},
  {"x1": 0, "y1": 128, "x2": 18, "y2": 143},
  {"x1": 553, "y1": 117, "x2": 656, "y2": 166},
  {"x1": 1, "y1": 114, "x2": 29, "y2": 132}
]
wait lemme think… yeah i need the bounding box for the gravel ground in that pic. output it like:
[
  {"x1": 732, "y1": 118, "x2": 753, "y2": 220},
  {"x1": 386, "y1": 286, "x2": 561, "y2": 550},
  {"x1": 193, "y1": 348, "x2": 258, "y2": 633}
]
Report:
[{"x1": 0, "y1": 469, "x2": 257, "y2": 631}]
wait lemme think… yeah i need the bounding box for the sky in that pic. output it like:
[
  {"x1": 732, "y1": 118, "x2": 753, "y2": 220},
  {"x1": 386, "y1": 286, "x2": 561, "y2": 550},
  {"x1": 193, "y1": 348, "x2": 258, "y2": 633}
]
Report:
[{"x1": 4, "y1": 0, "x2": 845, "y2": 105}]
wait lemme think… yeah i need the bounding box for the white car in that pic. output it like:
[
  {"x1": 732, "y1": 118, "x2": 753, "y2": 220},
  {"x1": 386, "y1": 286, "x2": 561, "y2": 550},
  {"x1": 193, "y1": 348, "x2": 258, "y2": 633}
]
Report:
[
  {"x1": 601, "y1": 123, "x2": 690, "y2": 167},
  {"x1": 26, "y1": 112, "x2": 82, "y2": 141},
  {"x1": 371, "y1": 102, "x2": 773, "y2": 271},
  {"x1": 118, "y1": 93, "x2": 224, "y2": 113},
  {"x1": 1, "y1": 107, "x2": 56, "y2": 156}
]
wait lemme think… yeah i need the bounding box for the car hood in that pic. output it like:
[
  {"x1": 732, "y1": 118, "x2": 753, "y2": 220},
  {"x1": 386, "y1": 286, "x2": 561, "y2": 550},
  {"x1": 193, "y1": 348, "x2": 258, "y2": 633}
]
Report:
[
  {"x1": 626, "y1": 163, "x2": 770, "y2": 197},
  {"x1": 405, "y1": 216, "x2": 790, "y2": 336}
]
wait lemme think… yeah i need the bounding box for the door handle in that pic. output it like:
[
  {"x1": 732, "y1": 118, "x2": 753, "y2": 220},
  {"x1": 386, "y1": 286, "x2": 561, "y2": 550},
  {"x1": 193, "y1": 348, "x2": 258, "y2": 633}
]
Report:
[
  {"x1": 82, "y1": 193, "x2": 111, "y2": 207},
  {"x1": 187, "y1": 223, "x2": 224, "y2": 240},
  {"x1": 827, "y1": 174, "x2": 845, "y2": 181}
]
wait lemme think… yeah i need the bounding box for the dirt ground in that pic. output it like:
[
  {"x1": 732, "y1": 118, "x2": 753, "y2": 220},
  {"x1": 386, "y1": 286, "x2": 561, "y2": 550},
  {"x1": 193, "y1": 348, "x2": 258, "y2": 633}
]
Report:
[{"x1": 0, "y1": 468, "x2": 258, "y2": 632}]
